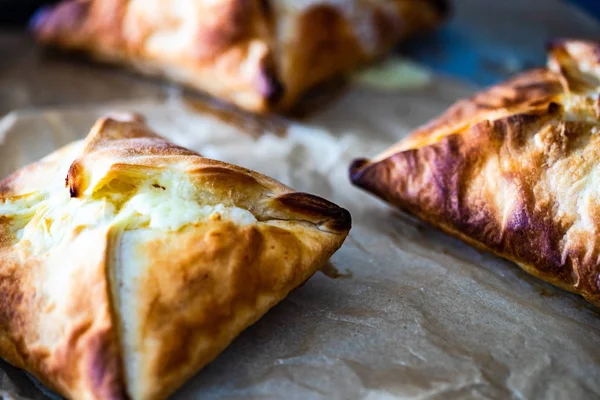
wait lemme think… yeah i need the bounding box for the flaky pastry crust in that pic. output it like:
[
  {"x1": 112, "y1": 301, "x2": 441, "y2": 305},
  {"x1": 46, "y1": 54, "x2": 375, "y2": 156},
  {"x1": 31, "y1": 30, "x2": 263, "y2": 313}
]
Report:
[
  {"x1": 31, "y1": 0, "x2": 447, "y2": 113},
  {"x1": 351, "y1": 40, "x2": 600, "y2": 307},
  {"x1": 0, "y1": 113, "x2": 350, "y2": 399}
]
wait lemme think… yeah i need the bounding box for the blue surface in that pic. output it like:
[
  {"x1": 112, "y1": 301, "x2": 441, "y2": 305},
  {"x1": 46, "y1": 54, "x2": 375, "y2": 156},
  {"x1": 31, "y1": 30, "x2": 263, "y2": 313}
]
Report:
[
  {"x1": 404, "y1": 0, "x2": 600, "y2": 88},
  {"x1": 568, "y1": 0, "x2": 600, "y2": 19},
  {"x1": 404, "y1": 29, "x2": 534, "y2": 87}
]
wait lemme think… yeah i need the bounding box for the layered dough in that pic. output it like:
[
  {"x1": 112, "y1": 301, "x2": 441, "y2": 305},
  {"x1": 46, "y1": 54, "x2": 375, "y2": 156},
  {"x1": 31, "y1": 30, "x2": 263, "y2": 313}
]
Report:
[
  {"x1": 0, "y1": 114, "x2": 351, "y2": 399},
  {"x1": 351, "y1": 40, "x2": 600, "y2": 306},
  {"x1": 31, "y1": 0, "x2": 447, "y2": 112}
]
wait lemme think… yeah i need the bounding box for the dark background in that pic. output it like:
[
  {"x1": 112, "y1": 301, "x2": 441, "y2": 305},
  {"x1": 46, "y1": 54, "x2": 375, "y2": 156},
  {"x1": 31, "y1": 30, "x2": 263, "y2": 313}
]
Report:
[
  {"x1": 1, "y1": 0, "x2": 600, "y2": 25},
  {"x1": 1, "y1": 0, "x2": 600, "y2": 91},
  {"x1": 0, "y1": 1, "x2": 56, "y2": 25}
]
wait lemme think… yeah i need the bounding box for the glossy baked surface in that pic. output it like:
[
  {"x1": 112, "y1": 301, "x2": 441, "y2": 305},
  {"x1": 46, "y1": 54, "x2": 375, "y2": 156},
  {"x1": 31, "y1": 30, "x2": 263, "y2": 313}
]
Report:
[
  {"x1": 0, "y1": 113, "x2": 350, "y2": 400},
  {"x1": 31, "y1": 0, "x2": 447, "y2": 112},
  {"x1": 351, "y1": 40, "x2": 600, "y2": 306}
]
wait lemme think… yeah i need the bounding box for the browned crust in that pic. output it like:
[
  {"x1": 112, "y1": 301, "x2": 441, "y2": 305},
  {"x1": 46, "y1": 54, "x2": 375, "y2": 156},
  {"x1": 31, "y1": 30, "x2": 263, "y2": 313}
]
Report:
[
  {"x1": 274, "y1": 192, "x2": 352, "y2": 233},
  {"x1": 31, "y1": 0, "x2": 446, "y2": 113},
  {"x1": 351, "y1": 40, "x2": 600, "y2": 307},
  {"x1": 31, "y1": 0, "x2": 281, "y2": 112},
  {"x1": 0, "y1": 231, "x2": 126, "y2": 399},
  {"x1": 0, "y1": 112, "x2": 351, "y2": 399},
  {"x1": 128, "y1": 219, "x2": 342, "y2": 400},
  {"x1": 273, "y1": 0, "x2": 448, "y2": 110}
]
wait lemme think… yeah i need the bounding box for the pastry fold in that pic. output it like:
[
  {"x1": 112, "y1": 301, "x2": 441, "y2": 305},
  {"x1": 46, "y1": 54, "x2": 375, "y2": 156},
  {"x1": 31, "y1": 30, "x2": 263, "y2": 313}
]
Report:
[
  {"x1": 0, "y1": 113, "x2": 351, "y2": 400},
  {"x1": 31, "y1": 0, "x2": 447, "y2": 112},
  {"x1": 351, "y1": 40, "x2": 600, "y2": 306}
]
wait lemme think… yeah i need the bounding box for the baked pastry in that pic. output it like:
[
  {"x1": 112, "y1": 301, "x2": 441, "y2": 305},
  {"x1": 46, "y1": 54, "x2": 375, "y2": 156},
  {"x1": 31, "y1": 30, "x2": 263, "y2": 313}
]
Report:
[
  {"x1": 30, "y1": 0, "x2": 448, "y2": 113},
  {"x1": 0, "y1": 113, "x2": 351, "y2": 400},
  {"x1": 350, "y1": 40, "x2": 600, "y2": 306}
]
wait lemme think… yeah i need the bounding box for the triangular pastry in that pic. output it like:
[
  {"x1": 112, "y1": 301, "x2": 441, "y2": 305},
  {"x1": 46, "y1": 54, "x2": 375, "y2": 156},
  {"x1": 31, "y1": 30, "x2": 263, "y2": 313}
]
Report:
[
  {"x1": 31, "y1": 0, "x2": 447, "y2": 112},
  {"x1": 0, "y1": 113, "x2": 351, "y2": 399},
  {"x1": 351, "y1": 40, "x2": 600, "y2": 306}
]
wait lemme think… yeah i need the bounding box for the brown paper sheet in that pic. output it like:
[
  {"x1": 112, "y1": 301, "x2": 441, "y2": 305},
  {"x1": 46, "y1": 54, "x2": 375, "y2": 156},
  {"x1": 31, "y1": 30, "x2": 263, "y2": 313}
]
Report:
[
  {"x1": 2, "y1": 0, "x2": 600, "y2": 396},
  {"x1": 1, "y1": 82, "x2": 599, "y2": 399}
]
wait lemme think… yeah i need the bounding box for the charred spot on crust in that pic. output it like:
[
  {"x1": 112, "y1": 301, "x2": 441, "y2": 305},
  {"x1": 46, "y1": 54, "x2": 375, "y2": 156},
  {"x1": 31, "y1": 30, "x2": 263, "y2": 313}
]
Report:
[
  {"x1": 66, "y1": 160, "x2": 86, "y2": 198},
  {"x1": 349, "y1": 158, "x2": 372, "y2": 183},
  {"x1": 276, "y1": 192, "x2": 352, "y2": 232},
  {"x1": 256, "y1": 65, "x2": 285, "y2": 107},
  {"x1": 548, "y1": 101, "x2": 561, "y2": 114},
  {"x1": 68, "y1": 184, "x2": 78, "y2": 198}
]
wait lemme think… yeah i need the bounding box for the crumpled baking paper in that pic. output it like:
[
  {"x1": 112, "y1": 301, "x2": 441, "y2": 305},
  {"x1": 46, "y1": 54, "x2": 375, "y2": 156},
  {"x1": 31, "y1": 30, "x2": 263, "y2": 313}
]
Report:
[
  {"x1": 2, "y1": 0, "x2": 600, "y2": 393},
  {"x1": 0, "y1": 82, "x2": 598, "y2": 399}
]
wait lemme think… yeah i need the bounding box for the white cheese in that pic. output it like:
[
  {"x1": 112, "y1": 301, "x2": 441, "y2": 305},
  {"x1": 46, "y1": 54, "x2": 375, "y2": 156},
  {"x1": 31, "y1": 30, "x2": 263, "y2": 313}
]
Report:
[{"x1": 0, "y1": 170, "x2": 257, "y2": 251}]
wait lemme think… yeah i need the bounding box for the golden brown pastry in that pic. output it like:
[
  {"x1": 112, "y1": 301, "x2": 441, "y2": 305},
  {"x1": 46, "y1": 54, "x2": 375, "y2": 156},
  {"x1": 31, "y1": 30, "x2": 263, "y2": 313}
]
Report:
[
  {"x1": 350, "y1": 40, "x2": 600, "y2": 307},
  {"x1": 30, "y1": 0, "x2": 448, "y2": 113},
  {"x1": 0, "y1": 113, "x2": 351, "y2": 400}
]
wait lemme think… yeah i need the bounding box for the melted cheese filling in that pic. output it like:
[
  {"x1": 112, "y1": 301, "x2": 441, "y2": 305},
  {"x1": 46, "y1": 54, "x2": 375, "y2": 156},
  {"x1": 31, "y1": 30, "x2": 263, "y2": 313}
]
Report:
[
  {"x1": 353, "y1": 57, "x2": 432, "y2": 91},
  {"x1": 0, "y1": 171, "x2": 257, "y2": 250}
]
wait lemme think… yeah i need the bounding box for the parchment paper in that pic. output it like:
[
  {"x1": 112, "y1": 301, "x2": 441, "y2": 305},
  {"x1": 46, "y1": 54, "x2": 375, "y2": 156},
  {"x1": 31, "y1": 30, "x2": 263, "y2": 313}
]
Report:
[
  {"x1": 2, "y1": 0, "x2": 600, "y2": 398},
  {"x1": 1, "y1": 80, "x2": 599, "y2": 400}
]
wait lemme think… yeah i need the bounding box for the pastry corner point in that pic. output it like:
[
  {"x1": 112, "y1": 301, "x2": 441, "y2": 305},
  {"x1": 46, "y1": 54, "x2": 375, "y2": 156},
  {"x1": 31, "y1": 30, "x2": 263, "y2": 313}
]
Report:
[{"x1": 276, "y1": 192, "x2": 352, "y2": 234}]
